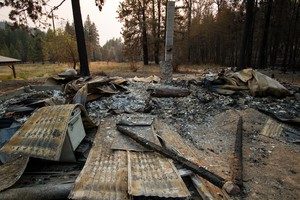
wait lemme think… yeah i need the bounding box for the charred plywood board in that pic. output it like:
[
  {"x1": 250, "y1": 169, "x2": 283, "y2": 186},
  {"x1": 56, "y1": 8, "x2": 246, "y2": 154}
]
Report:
[
  {"x1": 128, "y1": 151, "x2": 190, "y2": 198},
  {"x1": 0, "y1": 104, "x2": 95, "y2": 161},
  {"x1": 69, "y1": 118, "x2": 130, "y2": 200},
  {"x1": 0, "y1": 156, "x2": 29, "y2": 192}
]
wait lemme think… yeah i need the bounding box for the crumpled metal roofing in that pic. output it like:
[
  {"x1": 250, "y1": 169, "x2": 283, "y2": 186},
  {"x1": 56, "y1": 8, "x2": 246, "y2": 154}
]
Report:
[
  {"x1": 111, "y1": 125, "x2": 161, "y2": 152},
  {"x1": 70, "y1": 116, "x2": 190, "y2": 199},
  {"x1": 0, "y1": 104, "x2": 95, "y2": 161},
  {"x1": 128, "y1": 151, "x2": 190, "y2": 198},
  {"x1": 0, "y1": 156, "x2": 29, "y2": 192},
  {"x1": 69, "y1": 118, "x2": 130, "y2": 200}
]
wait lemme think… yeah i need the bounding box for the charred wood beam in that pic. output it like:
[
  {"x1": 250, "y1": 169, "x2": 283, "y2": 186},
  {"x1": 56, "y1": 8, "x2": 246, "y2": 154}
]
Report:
[
  {"x1": 231, "y1": 117, "x2": 243, "y2": 188},
  {"x1": 0, "y1": 183, "x2": 73, "y2": 200},
  {"x1": 147, "y1": 86, "x2": 191, "y2": 97},
  {"x1": 117, "y1": 125, "x2": 240, "y2": 195}
]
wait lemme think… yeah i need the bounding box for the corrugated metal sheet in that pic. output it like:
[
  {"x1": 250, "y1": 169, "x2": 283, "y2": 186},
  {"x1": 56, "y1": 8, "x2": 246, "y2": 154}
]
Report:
[
  {"x1": 111, "y1": 125, "x2": 161, "y2": 152},
  {"x1": 153, "y1": 119, "x2": 228, "y2": 200},
  {"x1": 71, "y1": 116, "x2": 190, "y2": 199},
  {"x1": 0, "y1": 104, "x2": 95, "y2": 161},
  {"x1": 128, "y1": 151, "x2": 190, "y2": 198},
  {"x1": 260, "y1": 118, "x2": 283, "y2": 137},
  {"x1": 0, "y1": 156, "x2": 29, "y2": 191},
  {"x1": 69, "y1": 118, "x2": 130, "y2": 200}
]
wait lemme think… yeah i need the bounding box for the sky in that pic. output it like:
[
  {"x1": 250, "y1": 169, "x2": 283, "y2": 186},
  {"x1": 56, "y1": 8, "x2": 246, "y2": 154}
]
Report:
[{"x1": 0, "y1": 0, "x2": 123, "y2": 46}]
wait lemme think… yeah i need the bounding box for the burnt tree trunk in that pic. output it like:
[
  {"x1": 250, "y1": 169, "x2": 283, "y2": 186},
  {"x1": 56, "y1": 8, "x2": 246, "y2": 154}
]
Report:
[
  {"x1": 152, "y1": 0, "x2": 160, "y2": 64},
  {"x1": 187, "y1": 0, "x2": 192, "y2": 63},
  {"x1": 71, "y1": 0, "x2": 90, "y2": 76},
  {"x1": 239, "y1": 0, "x2": 255, "y2": 69},
  {"x1": 258, "y1": 0, "x2": 273, "y2": 68},
  {"x1": 289, "y1": 2, "x2": 299, "y2": 71},
  {"x1": 155, "y1": 0, "x2": 161, "y2": 65},
  {"x1": 141, "y1": 0, "x2": 149, "y2": 65}
]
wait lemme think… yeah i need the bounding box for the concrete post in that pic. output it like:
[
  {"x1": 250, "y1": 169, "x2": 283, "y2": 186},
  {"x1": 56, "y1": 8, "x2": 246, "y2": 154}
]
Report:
[{"x1": 161, "y1": 1, "x2": 175, "y2": 84}]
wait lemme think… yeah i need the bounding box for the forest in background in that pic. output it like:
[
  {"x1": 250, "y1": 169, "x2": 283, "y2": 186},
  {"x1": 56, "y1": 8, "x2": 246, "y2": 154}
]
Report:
[
  {"x1": 0, "y1": 16, "x2": 124, "y2": 68},
  {"x1": 0, "y1": 0, "x2": 299, "y2": 72},
  {"x1": 118, "y1": 0, "x2": 299, "y2": 71}
]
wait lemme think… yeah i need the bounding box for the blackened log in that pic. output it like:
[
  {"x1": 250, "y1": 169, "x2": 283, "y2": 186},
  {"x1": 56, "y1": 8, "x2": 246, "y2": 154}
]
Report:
[
  {"x1": 147, "y1": 86, "x2": 191, "y2": 97},
  {"x1": 0, "y1": 183, "x2": 73, "y2": 200},
  {"x1": 231, "y1": 117, "x2": 243, "y2": 188},
  {"x1": 117, "y1": 125, "x2": 240, "y2": 195}
]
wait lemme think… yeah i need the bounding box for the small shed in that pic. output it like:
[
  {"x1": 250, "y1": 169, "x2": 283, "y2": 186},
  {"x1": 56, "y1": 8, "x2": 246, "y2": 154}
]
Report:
[{"x1": 0, "y1": 55, "x2": 21, "y2": 78}]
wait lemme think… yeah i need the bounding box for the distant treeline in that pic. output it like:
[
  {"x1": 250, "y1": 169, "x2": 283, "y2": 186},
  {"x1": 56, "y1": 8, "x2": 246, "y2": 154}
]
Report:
[
  {"x1": 0, "y1": 16, "x2": 124, "y2": 67},
  {"x1": 118, "y1": 0, "x2": 299, "y2": 70}
]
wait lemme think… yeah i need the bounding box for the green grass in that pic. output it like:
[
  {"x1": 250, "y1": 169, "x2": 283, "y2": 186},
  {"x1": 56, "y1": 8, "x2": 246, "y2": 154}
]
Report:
[{"x1": 0, "y1": 63, "x2": 70, "y2": 80}]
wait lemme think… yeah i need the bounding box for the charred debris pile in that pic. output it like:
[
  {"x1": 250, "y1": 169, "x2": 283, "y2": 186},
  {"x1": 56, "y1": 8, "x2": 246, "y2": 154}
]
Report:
[{"x1": 0, "y1": 68, "x2": 299, "y2": 200}]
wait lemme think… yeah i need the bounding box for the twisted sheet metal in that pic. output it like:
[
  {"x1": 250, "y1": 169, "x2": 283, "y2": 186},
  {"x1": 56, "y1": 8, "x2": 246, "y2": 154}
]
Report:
[
  {"x1": 0, "y1": 156, "x2": 29, "y2": 192},
  {"x1": 128, "y1": 151, "x2": 190, "y2": 198},
  {"x1": 69, "y1": 118, "x2": 130, "y2": 200},
  {"x1": 0, "y1": 104, "x2": 95, "y2": 161},
  {"x1": 70, "y1": 115, "x2": 190, "y2": 199}
]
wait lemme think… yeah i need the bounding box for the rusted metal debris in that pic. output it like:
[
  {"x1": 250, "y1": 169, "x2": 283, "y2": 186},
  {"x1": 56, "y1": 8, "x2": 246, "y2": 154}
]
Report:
[
  {"x1": 112, "y1": 117, "x2": 160, "y2": 152},
  {"x1": 128, "y1": 151, "x2": 190, "y2": 198},
  {"x1": 73, "y1": 84, "x2": 88, "y2": 106},
  {"x1": 0, "y1": 156, "x2": 29, "y2": 192},
  {"x1": 0, "y1": 104, "x2": 95, "y2": 161},
  {"x1": 117, "y1": 125, "x2": 240, "y2": 195},
  {"x1": 70, "y1": 117, "x2": 190, "y2": 199},
  {"x1": 69, "y1": 118, "x2": 131, "y2": 200}
]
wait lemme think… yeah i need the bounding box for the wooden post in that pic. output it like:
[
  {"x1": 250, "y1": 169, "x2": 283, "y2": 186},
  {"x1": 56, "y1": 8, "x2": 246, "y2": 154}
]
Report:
[
  {"x1": 9, "y1": 65, "x2": 16, "y2": 78},
  {"x1": 162, "y1": 1, "x2": 175, "y2": 84},
  {"x1": 12, "y1": 65, "x2": 16, "y2": 78}
]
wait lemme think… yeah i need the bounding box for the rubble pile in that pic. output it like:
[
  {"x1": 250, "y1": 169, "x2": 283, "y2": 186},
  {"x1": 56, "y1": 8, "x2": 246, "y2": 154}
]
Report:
[{"x1": 0, "y1": 69, "x2": 299, "y2": 200}]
